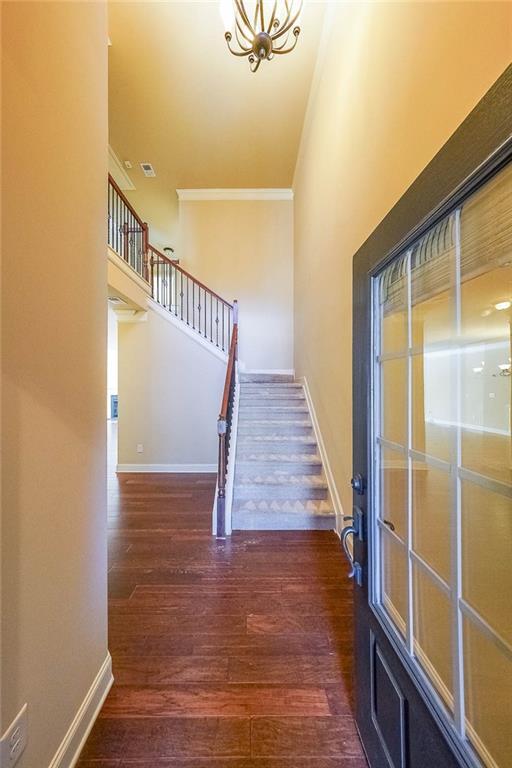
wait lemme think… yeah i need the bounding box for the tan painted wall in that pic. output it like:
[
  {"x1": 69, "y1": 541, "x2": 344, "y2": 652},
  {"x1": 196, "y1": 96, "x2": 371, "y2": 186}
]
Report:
[
  {"x1": 117, "y1": 304, "x2": 225, "y2": 468},
  {"x1": 1, "y1": 3, "x2": 108, "y2": 766},
  {"x1": 179, "y1": 199, "x2": 294, "y2": 372},
  {"x1": 293, "y1": 1, "x2": 512, "y2": 519}
]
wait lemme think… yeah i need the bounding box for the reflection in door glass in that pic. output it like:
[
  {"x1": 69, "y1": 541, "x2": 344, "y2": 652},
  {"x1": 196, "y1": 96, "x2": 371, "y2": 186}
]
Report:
[{"x1": 373, "y1": 162, "x2": 512, "y2": 767}]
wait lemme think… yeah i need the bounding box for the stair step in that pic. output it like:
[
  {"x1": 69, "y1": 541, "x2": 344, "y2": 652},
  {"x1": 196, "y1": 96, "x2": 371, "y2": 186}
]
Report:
[
  {"x1": 232, "y1": 499, "x2": 336, "y2": 531},
  {"x1": 236, "y1": 458, "x2": 322, "y2": 473},
  {"x1": 237, "y1": 436, "x2": 318, "y2": 454},
  {"x1": 240, "y1": 374, "x2": 294, "y2": 383}
]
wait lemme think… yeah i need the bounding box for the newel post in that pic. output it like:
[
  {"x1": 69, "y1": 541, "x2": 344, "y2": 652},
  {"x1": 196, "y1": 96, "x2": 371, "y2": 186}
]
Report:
[{"x1": 217, "y1": 417, "x2": 227, "y2": 540}]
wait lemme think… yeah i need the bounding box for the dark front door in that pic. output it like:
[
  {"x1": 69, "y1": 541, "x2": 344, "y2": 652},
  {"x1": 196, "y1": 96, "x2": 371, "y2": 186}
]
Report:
[{"x1": 347, "y1": 67, "x2": 512, "y2": 768}]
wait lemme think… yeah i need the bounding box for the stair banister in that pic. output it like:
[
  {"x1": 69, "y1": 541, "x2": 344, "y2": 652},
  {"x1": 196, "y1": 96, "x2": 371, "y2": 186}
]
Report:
[
  {"x1": 148, "y1": 244, "x2": 234, "y2": 352},
  {"x1": 108, "y1": 174, "x2": 149, "y2": 276},
  {"x1": 216, "y1": 301, "x2": 238, "y2": 539},
  {"x1": 108, "y1": 175, "x2": 234, "y2": 352}
]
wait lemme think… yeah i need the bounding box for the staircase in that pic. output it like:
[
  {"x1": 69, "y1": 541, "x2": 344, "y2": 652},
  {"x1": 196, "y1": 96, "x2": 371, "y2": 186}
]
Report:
[
  {"x1": 231, "y1": 374, "x2": 336, "y2": 530},
  {"x1": 107, "y1": 176, "x2": 336, "y2": 535}
]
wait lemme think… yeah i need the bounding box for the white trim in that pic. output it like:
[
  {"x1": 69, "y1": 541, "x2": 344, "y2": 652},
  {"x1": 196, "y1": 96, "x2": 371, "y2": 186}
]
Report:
[
  {"x1": 299, "y1": 376, "x2": 344, "y2": 530},
  {"x1": 107, "y1": 247, "x2": 151, "y2": 294},
  {"x1": 48, "y1": 654, "x2": 113, "y2": 768},
  {"x1": 117, "y1": 463, "x2": 216, "y2": 473},
  {"x1": 148, "y1": 299, "x2": 228, "y2": 363},
  {"x1": 108, "y1": 146, "x2": 135, "y2": 191},
  {"x1": 177, "y1": 188, "x2": 293, "y2": 202}
]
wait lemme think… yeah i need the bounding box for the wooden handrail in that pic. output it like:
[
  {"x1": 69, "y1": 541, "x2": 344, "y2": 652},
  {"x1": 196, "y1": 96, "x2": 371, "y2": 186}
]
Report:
[
  {"x1": 148, "y1": 244, "x2": 233, "y2": 309},
  {"x1": 108, "y1": 173, "x2": 146, "y2": 229},
  {"x1": 219, "y1": 324, "x2": 238, "y2": 420},
  {"x1": 216, "y1": 304, "x2": 238, "y2": 539},
  {"x1": 108, "y1": 174, "x2": 234, "y2": 352}
]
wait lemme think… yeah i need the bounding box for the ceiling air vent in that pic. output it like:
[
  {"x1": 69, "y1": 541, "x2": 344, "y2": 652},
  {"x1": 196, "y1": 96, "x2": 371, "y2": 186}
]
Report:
[{"x1": 140, "y1": 162, "x2": 156, "y2": 177}]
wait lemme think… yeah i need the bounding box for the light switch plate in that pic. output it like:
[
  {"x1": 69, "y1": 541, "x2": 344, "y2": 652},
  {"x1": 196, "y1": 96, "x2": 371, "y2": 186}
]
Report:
[{"x1": 0, "y1": 704, "x2": 28, "y2": 767}]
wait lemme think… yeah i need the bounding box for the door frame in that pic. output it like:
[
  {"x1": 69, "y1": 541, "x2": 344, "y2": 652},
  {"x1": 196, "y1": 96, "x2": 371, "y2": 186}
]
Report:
[{"x1": 352, "y1": 64, "x2": 512, "y2": 767}]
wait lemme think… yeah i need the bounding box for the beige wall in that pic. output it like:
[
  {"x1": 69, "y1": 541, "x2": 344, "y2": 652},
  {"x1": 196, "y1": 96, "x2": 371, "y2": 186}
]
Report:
[
  {"x1": 118, "y1": 304, "x2": 225, "y2": 468},
  {"x1": 1, "y1": 3, "x2": 108, "y2": 766},
  {"x1": 179, "y1": 199, "x2": 294, "y2": 372},
  {"x1": 293, "y1": 2, "x2": 512, "y2": 519}
]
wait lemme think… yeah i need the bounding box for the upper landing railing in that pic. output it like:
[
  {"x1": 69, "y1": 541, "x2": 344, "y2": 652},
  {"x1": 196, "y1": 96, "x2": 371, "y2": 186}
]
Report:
[{"x1": 108, "y1": 174, "x2": 234, "y2": 353}]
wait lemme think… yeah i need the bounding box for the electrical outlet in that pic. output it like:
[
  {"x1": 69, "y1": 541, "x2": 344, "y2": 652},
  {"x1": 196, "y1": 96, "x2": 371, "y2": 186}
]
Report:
[
  {"x1": 136, "y1": 443, "x2": 144, "y2": 454},
  {"x1": 1, "y1": 704, "x2": 28, "y2": 767}
]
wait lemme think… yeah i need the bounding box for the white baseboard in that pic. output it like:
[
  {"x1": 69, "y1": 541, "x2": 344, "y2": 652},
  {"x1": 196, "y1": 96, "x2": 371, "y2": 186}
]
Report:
[
  {"x1": 49, "y1": 653, "x2": 113, "y2": 768},
  {"x1": 117, "y1": 463, "x2": 216, "y2": 473},
  {"x1": 300, "y1": 376, "x2": 344, "y2": 530}
]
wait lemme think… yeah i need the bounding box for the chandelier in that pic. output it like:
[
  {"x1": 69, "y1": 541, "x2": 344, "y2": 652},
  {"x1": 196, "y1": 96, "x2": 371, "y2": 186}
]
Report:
[{"x1": 220, "y1": 0, "x2": 304, "y2": 73}]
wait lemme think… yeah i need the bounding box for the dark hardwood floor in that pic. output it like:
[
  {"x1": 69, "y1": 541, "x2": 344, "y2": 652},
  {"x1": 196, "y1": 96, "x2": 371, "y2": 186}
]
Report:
[{"x1": 78, "y1": 460, "x2": 367, "y2": 767}]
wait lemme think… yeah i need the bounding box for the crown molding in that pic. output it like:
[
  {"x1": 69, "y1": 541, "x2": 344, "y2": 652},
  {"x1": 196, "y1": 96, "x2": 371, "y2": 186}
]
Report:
[
  {"x1": 176, "y1": 188, "x2": 293, "y2": 202},
  {"x1": 108, "y1": 146, "x2": 135, "y2": 191}
]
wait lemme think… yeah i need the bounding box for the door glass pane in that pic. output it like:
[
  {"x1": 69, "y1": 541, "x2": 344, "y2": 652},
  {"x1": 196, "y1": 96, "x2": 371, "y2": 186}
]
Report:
[
  {"x1": 381, "y1": 359, "x2": 407, "y2": 446},
  {"x1": 460, "y1": 344, "x2": 512, "y2": 485},
  {"x1": 381, "y1": 531, "x2": 407, "y2": 637},
  {"x1": 461, "y1": 480, "x2": 512, "y2": 646},
  {"x1": 380, "y1": 446, "x2": 407, "y2": 541},
  {"x1": 464, "y1": 617, "x2": 512, "y2": 768},
  {"x1": 413, "y1": 564, "x2": 453, "y2": 709},
  {"x1": 412, "y1": 351, "x2": 455, "y2": 463},
  {"x1": 412, "y1": 462, "x2": 451, "y2": 583}
]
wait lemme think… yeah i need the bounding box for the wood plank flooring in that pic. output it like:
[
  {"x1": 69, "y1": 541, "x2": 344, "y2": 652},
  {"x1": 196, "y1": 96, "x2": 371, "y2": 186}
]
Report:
[{"x1": 78, "y1": 470, "x2": 367, "y2": 767}]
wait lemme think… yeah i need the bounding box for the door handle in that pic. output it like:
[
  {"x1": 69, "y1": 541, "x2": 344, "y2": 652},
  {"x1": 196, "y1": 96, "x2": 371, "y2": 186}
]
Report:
[
  {"x1": 341, "y1": 508, "x2": 363, "y2": 586},
  {"x1": 351, "y1": 473, "x2": 366, "y2": 496}
]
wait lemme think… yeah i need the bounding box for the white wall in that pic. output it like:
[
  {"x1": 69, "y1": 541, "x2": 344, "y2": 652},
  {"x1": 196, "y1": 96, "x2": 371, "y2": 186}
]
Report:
[
  {"x1": 117, "y1": 303, "x2": 226, "y2": 469},
  {"x1": 107, "y1": 305, "x2": 119, "y2": 418},
  {"x1": 1, "y1": 3, "x2": 109, "y2": 766}
]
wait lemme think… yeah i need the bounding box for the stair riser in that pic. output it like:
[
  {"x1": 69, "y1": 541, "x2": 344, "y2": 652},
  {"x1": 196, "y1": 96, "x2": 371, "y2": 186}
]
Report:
[
  {"x1": 240, "y1": 374, "x2": 294, "y2": 383},
  {"x1": 240, "y1": 396, "x2": 306, "y2": 405},
  {"x1": 241, "y1": 385, "x2": 303, "y2": 394},
  {"x1": 232, "y1": 510, "x2": 335, "y2": 531},
  {"x1": 238, "y1": 425, "x2": 313, "y2": 437},
  {"x1": 234, "y1": 486, "x2": 328, "y2": 501},
  {"x1": 236, "y1": 441, "x2": 318, "y2": 455},
  {"x1": 236, "y1": 462, "x2": 322, "y2": 475}
]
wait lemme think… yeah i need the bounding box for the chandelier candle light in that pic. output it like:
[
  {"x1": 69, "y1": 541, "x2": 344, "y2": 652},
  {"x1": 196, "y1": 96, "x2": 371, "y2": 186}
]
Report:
[{"x1": 220, "y1": 0, "x2": 304, "y2": 72}]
